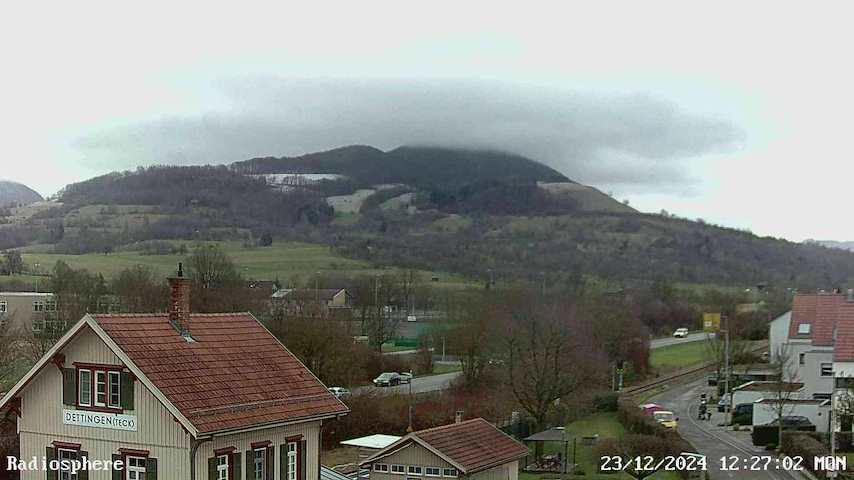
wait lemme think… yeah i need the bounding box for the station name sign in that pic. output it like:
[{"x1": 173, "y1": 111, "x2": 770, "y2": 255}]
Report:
[{"x1": 62, "y1": 409, "x2": 138, "y2": 431}]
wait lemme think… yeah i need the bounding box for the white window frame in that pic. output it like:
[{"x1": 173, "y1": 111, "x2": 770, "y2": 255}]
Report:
[
  {"x1": 286, "y1": 441, "x2": 298, "y2": 480},
  {"x1": 0, "y1": 301, "x2": 6, "y2": 313},
  {"x1": 108, "y1": 371, "x2": 121, "y2": 408},
  {"x1": 78, "y1": 369, "x2": 92, "y2": 406},
  {"x1": 33, "y1": 300, "x2": 45, "y2": 312},
  {"x1": 254, "y1": 448, "x2": 266, "y2": 480},
  {"x1": 374, "y1": 464, "x2": 390, "y2": 473},
  {"x1": 391, "y1": 464, "x2": 406, "y2": 475},
  {"x1": 425, "y1": 467, "x2": 441, "y2": 477},
  {"x1": 442, "y1": 468, "x2": 458, "y2": 478},
  {"x1": 94, "y1": 371, "x2": 107, "y2": 407},
  {"x1": 126, "y1": 456, "x2": 146, "y2": 480},
  {"x1": 58, "y1": 448, "x2": 78, "y2": 480},
  {"x1": 798, "y1": 323, "x2": 811, "y2": 334},
  {"x1": 408, "y1": 466, "x2": 423, "y2": 476},
  {"x1": 217, "y1": 454, "x2": 229, "y2": 480},
  {"x1": 821, "y1": 363, "x2": 834, "y2": 377}
]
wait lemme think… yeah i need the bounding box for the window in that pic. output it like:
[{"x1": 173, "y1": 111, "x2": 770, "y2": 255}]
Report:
[
  {"x1": 374, "y1": 464, "x2": 390, "y2": 473},
  {"x1": 798, "y1": 323, "x2": 811, "y2": 334},
  {"x1": 95, "y1": 371, "x2": 107, "y2": 406},
  {"x1": 108, "y1": 372, "x2": 121, "y2": 408},
  {"x1": 799, "y1": 353, "x2": 806, "y2": 365},
  {"x1": 126, "y1": 456, "x2": 146, "y2": 480},
  {"x1": 78, "y1": 370, "x2": 92, "y2": 406},
  {"x1": 408, "y1": 466, "x2": 422, "y2": 476},
  {"x1": 425, "y1": 467, "x2": 441, "y2": 477},
  {"x1": 59, "y1": 449, "x2": 78, "y2": 480},
  {"x1": 391, "y1": 465, "x2": 406, "y2": 475},
  {"x1": 33, "y1": 301, "x2": 44, "y2": 312},
  {"x1": 46, "y1": 299, "x2": 57, "y2": 312},
  {"x1": 217, "y1": 455, "x2": 229, "y2": 480},
  {"x1": 0, "y1": 301, "x2": 6, "y2": 313},
  {"x1": 822, "y1": 363, "x2": 834, "y2": 377},
  {"x1": 254, "y1": 449, "x2": 266, "y2": 480},
  {"x1": 442, "y1": 469, "x2": 458, "y2": 478},
  {"x1": 837, "y1": 377, "x2": 854, "y2": 389},
  {"x1": 32, "y1": 319, "x2": 42, "y2": 332},
  {"x1": 286, "y1": 442, "x2": 298, "y2": 480}
]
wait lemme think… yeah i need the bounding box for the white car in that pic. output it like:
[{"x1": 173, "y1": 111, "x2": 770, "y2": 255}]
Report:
[
  {"x1": 328, "y1": 387, "x2": 351, "y2": 398},
  {"x1": 673, "y1": 328, "x2": 689, "y2": 338},
  {"x1": 399, "y1": 372, "x2": 413, "y2": 384}
]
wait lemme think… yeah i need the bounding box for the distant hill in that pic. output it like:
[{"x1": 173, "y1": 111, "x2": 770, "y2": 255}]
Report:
[
  {"x1": 805, "y1": 239, "x2": 854, "y2": 252},
  {"x1": 0, "y1": 181, "x2": 42, "y2": 206},
  {"x1": 232, "y1": 145, "x2": 570, "y2": 189}
]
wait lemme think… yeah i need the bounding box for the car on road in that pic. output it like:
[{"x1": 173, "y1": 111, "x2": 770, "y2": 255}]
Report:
[
  {"x1": 767, "y1": 416, "x2": 813, "y2": 428},
  {"x1": 652, "y1": 410, "x2": 678, "y2": 429},
  {"x1": 399, "y1": 372, "x2": 413, "y2": 384},
  {"x1": 373, "y1": 372, "x2": 402, "y2": 387},
  {"x1": 717, "y1": 396, "x2": 731, "y2": 412},
  {"x1": 329, "y1": 387, "x2": 351, "y2": 399},
  {"x1": 673, "y1": 328, "x2": 689, "y2": 338}
]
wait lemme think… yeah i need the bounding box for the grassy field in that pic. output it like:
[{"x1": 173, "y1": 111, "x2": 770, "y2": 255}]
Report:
[
  {"x1": 18, "y1": 241, "x2": 474, "y2": 287},
  {"x1": 650, "y1": 341, "x2": 710, "y2": 373}
]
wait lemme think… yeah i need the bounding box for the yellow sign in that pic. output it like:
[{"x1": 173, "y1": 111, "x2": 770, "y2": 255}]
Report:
[{"x1": 703, "y1": 313, "x2": 721, "y2": 332}]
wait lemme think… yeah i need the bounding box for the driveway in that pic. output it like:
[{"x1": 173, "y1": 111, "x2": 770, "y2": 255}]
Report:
[{"x1": 649, "y1": 378, "x2": 803, "y2": 480}]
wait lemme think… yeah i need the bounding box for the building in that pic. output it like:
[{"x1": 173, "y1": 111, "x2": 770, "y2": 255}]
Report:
[
  {"x1": 752, "y1": 398, "x2": 831, "y2": 432},
  {"x1": 360, "y1": 419, "x2": 528, "y2": 480},
  {"x1": 0, "y1": 265, "x2": 348, "y2": 479},
  {"x1": 0, "y1": 291, "x2": 58, "y2": 335},
  {"x1": 731, "y1": 380, "x2": 806, "y2": 407},
  {"x1": 767, "y1": 310, "x2": 791, "y2": 363},
  {"x1": 272, "y1": 289, "x2": 353, "y2": 318}
]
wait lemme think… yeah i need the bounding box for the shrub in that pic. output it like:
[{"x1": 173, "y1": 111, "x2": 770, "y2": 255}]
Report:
[
  {"x1": 781, "y1": 432, "x2": 830, "y2": 474},
  {"x1": 593, "y1": 392, "x2": 619, "y2": 412}
]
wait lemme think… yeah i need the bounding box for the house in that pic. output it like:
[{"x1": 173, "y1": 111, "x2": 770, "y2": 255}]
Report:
[
  {"x1": 768, "y1": 310, "x2": 791, "y2": 363},
  {"x1": 0, "y1": 264, "x2": 348, "y2": 479},
  {"x1": 731, "y1": 381, "x2": 806, "y2": 407},
  {"x1": 272, "y1": 289, "x2": 353, "y2": 318},
  {"x1": 360, "y1": 418, "x2": 528, "y2": 480},
  {"x1": 0, "y1": 291, "x2": 58, "y2": 335},
  {"x1": 752, "y1": 398, "x2": 831, "y2": 432}
]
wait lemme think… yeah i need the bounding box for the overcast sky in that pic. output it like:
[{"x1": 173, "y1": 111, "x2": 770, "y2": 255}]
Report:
[{"x1": 1, "y1": 1, "x2": 852, "y2": 241}]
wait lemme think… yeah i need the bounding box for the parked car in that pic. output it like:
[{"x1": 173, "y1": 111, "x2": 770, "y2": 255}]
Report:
[
  {"x1": 717, "y1": 396, "x2": 731, "y2": 412},
  {"x1": 639, "y1": 403, "x2": 664, "y2": 416},
  {"x1": 373, "y1": 372, "x2": 402, "y2": 387},
  {"x1": 768, "y1": 416, "x2": 813, "y2": 428},
  {"x1": 673, "y1": 328, "x2": 689, "y2": 338},
  {"x1": 652, "y1": 410, "x2": 678, "y2": 429},
  {"x1": 329, "y1": 387, "x2": 351, "y2": 399},
  {"x1": 731, "y1": 403, "x2": 753, "y2": 425},
  {"x1": 399, "y1": 372, "x2": 413, "y2": 384},
  {"x1": 707, "y1": 373, "x2": 718, "y2": 386}
]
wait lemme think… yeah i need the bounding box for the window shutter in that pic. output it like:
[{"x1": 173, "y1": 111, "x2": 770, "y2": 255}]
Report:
[
  {"x1": 78, "y1": 451, "x2": 89, "y2": 480},
  {"x1": 112, "y1": 454, "x2": 123, "y2": 480},
  {"x1": 246, "y1": 450, "x2": 253, "y2": 479},
  {"x1": 233, "y1": 452, "x2": 242, "y2": 480},
  {"x1": 62, "y1": 368, "x2": 76, "y2": 405},
  {"x1": 121, "y1": 372, "x2": 135, "y2": 410},
  {"x1": 299, "y1": 440, "x2": 306, "y2": 480},
  {"x1": 208, "y1": 458, "x2": 217, "y2": 480},
  {"x1": 46, "y1": 447, "x2": 57, "y2": 480},
  {"x1": 146, "y1": 457, "x2": 158, "y2": 480},
  {"x1": 280, "y1": 445, "x2": 287, "y2": 479},
  {"x1": 266, "y1": 446, "x2": 275, "y2": 480}
]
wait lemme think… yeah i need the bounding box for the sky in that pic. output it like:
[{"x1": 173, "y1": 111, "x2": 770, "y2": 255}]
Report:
[{"x1": 1, "y1": 1, "x2": 853, "y2": 241}]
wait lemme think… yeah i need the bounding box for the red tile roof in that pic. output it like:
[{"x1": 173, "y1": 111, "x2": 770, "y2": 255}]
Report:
[
  {"x1": 788, "y1": 293, "x2": 846, "y2": 345},
  {"x1": 833, "y1": 303, "x2": 854, "y2": 362},
  {"x1": 364, "y1": 419, "x2": 529, "y2": 474},
  {"x1": 92, "y1": 313, "x2": 348, "y2": 434}
]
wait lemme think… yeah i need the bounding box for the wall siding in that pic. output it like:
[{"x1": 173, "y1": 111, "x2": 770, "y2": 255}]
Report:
[{"x1": 369, "y1": 444, "x2": 518, "y2": 480}]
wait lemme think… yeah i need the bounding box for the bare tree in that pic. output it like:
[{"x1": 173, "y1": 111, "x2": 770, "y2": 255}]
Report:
[
  {"x1": 501, "y1": 295, "x2": 606, "y2": 429},
  {"x1": 761, "y1": 344, "x2": 801, "y2": 446}
]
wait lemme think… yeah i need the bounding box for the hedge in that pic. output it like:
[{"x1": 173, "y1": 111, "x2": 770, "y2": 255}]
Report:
[{"x1": 781, "y1": 432, "x2": 830, "y2": 475}]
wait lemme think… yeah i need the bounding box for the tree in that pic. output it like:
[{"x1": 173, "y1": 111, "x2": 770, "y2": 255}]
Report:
[
  {"x1": 762, "y1": 345, "x2": 801, "y2": 447},
  {"x1": 0, "y1": 321, "x2": 18, "y2": 390},
  {"x1": 111, "y1": 265, "x2": 169, "y2": 313},
  {"x1": 3, "y1": 250, "x2": 23, "y2": 275},
  {"x1": 184, "y1": 245, "x2": 254, "y2": 313},
  {"x1": 447, "y1": 293, "x2": 495, "y2": 386},
  {"x1": 500, "y1": 293, "x2": 606, "y2": 429}
]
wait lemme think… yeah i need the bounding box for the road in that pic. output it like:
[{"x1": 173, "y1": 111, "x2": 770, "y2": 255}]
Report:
[
  {"x1": 649, "y1": 378, "x2": 802, "y2": 480},
  {"x1": 650, "y1": 332, "x2": 711, "y2": 349},
  {"x1": 354, "y1": 371, "x2": 463, "y2": 395}
]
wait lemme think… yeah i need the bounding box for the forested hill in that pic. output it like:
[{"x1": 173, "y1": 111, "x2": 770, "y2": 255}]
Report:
[
  {"x1": 0, "y1": 180, "x2": 42, "y2": 206},
  {"x1": 230, "y1": 145, "x2": 570, "y2": 189}
]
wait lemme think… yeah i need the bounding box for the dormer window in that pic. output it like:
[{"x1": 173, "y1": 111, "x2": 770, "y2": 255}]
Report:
[
  {"x1": 72, "y1": 364, "x2": 129, "y2": 412},
  {"x1": 799, "y1": 323, "x2": 811, "y2": 334}
]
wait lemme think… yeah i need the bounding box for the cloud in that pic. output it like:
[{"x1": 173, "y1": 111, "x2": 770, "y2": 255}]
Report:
[{"x1": 72, "y1": 77, "x2": 744, "y2": 193}]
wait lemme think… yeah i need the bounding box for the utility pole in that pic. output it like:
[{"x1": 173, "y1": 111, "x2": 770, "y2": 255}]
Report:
[{"x1": 722, "y1": 314, "x2": 731, "y2": 425}]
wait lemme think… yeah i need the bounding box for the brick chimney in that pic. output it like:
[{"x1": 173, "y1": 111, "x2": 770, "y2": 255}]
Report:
[{"x1": 168, "y1": 263, "x2": 192, "y2": 338}]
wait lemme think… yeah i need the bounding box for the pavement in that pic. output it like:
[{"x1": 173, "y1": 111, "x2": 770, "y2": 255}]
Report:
[
  {"x1": 650, "y1": 332, "x2": 712, "y2": 349},
  {"x1": 649, "y1": 377, "x2": 805, "y2": 480}
]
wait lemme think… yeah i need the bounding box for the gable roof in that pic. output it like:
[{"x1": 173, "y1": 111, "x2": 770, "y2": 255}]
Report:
[
  {"x1": 788, "y1": 293, "x2": 846, "y2": 345},
  {"x1": 361, "y1": 419, "x2": 528, "y2": 474},
  {"x1": 0, "y1": 312, "x2": 348, "y2": 437},
  {"x1": 832, "y1": 302, "x2": 854, "y2": 362}
]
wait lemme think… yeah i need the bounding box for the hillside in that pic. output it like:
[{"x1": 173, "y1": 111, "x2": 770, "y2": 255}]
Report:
[{"x1": 0, "y1": 180, "x2": 42, "y2": 206}]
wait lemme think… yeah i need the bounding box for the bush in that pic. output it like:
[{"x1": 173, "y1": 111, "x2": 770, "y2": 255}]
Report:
[
  {"x1": 593, "y1": 393, "x2": 619, "y2": 412},
  {"x1": 781, "y1": 432, "x2": 830, "y2": 474},
  {"x1": 752, "y1": 425, "x2": 816, "y2": 447}
]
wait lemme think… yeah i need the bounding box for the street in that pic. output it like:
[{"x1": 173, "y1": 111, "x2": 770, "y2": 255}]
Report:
[
  {"x1": 649, "y1": 378, "x2": 802, "y2": 480},
  {"x1": 650, "y1": 332, "x2": 711, "y2": 349},
  {"x1": 354, "y1": 371, "x2": 463, "y2": 395}
]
